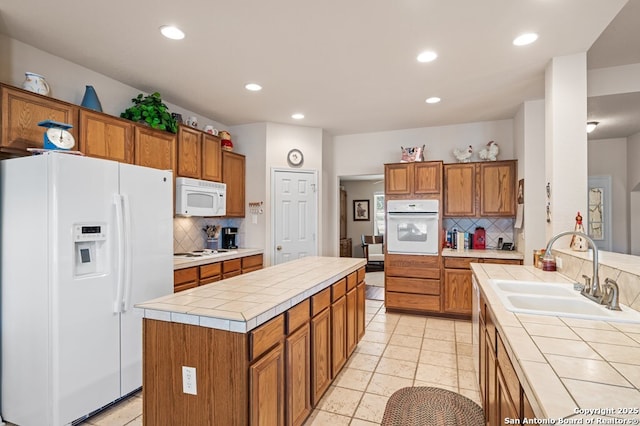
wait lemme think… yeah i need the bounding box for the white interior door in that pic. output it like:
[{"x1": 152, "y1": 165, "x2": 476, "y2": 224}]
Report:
[{"x1": 272, "y1": 169, "x2": 318, "y2": 264}]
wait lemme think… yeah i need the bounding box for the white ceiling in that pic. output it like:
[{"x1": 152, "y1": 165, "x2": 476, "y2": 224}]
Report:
[{"x1": 0, "y1": 0, "x2": 636, "y2": 137}]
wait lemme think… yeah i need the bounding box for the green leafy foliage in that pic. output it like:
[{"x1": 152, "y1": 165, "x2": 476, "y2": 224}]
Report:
[{"x1": 120, "y1": 92, "x2": 178, "y2": 133}]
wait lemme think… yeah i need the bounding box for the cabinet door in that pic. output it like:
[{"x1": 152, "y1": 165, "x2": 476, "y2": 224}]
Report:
[
  {"x1": 414, "y1": 161, "x2": 442, "y2": 194},
  {"x1": 444, "y1": 163, "x2": 476, "y2": 217},
  {"x1": 222, "y1": 151, "x2": 246, "y2": 217},
  {"x1": 310, "y1": 308, "x2": 331, "y2": 406},
  {"x1": 346, "y1": 288, "x2": 357, "y2": 356},
  {"x1": 1, "y1": 86, "x2": 79, "y2": 154},
  {"x1": 177, "y1": 125, "x2": 202, "y2": 178},
  {"x1": 79, "y1": 109, "x2": 134, "y2": 163},
  {"x1": 443, "y1": 269, "x2": 473, "y2": 315},
  {"x1": 286, "y1": 324, "x2": 311, "y2": 426},
  {"x1": 331, "y1": 296, "x2": 347, "y2": 377},
  {"x1": 385, "y1": 163, "x2": 412, "y2": 194},
  {"x1": 250, "y1": 343, "x2": 285, "y2": 426},
  {"x1": 479, "y1": 160, "x2": 516, "y2": 216},
  {"x1": 134, "y1": 126, "x2": 176, "y2": 171},
  {"x1": 496, "y1": 366, "x2": 519, "y2": 425},
  {"x1": 173, "y1": 267, "x2": 198, "y2": 293},
  {"x1": 356, "y1": 282, "x2": 366, "y2": 340},
  {"x1": 202, "y1": 133, "x2": 222, "y2": 181},
  {"x1": 479, "y1": 317, "x2": 487, "y2": 413},
  {"x1": 486, "y1": 329, "x2": 497, "y2": 426}
]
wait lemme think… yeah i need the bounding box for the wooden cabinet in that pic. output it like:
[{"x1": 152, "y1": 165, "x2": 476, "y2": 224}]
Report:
[
  {"x1": 173, "y1": 267, "x2": 198, "y2": 293},
  {"x1": 223, "y1": 258, "x2": 242, "y2": 279},
  {"x1": 330, "y1": 280, "x2": 347, "y2": 377},
  {"x1": 385, "y1": 161, "x2": 442, "y2": 195},
  {"x1": 285, "y1": 319, "x2": 311, "y2": 426},
  {"x1": 199, "y1": 262, "x2": 222, "y2": 285},
  {"x1": 346, "y1": 287, "x2": 357, "y2": 357},
  {"x1": 176, "y1": 126, "x2": 222, "y2": 181},
  {"x1": 339, "y1": 238, "x2": 352, "y2": 257},
  {"x1": 222, "y1": 151, "x2": 246, "y2": 217},
  {"x1": 242, "y1": 254, "x2": 264, "y2": 274},
  {"x1": 78, "y1": 109, "x2": 134, "y2": 163},
  {"x1": 1, "y1": 85, "x2": 79, "y2": 156},
  {"x1": 385, "y1": 254, "x2": 441, "y2": 314},
  {"x1": 250, "y1": 343, "x2": 285, "y2": 426},
  {"x1": 134, "y1": 126, "x2": 176, "y2": 171},
  {"x1": 310, "y1": 302, "x2": 331, "y2": 406},
  {"x1": 356, "y1": 279, "x2": 366, "y2": 341},
  {"x1": 443, "y1": 160, "x2": 517, "y2": 217}
]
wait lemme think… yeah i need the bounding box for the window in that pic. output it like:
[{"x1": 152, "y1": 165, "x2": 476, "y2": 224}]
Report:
[{"x1": 373, "y1": 193, "x2": 385, "y2": 236}]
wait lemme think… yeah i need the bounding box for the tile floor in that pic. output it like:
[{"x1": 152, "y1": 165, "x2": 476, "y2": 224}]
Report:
[{"x1": 63, "y1": 297, "x2": 480, "y2": 426}]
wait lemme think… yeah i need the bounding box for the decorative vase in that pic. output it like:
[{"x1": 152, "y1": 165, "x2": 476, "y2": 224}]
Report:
[
  {"x1": 22, "y1": 72, "x2": 50, "y2": 96},
  {"x1": 81, "y1": 85, "x2": 103, "y2": 112}
]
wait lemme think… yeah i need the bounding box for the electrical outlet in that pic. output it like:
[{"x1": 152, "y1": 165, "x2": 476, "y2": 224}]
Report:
[
  {"x1": 555, "y1": 256, "x2": 563, "y2": 269},
  {"x1": 182, "y1": 366, "x2": 197, "y2": 395}
]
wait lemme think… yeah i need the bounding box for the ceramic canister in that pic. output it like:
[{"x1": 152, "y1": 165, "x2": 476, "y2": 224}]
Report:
[{"x1": 22, "y1": 72, "x2": 50, "y2": 96}]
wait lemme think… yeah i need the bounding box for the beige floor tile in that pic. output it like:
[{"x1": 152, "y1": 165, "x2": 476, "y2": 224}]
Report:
[
  {"x1": 424, "y1": 327, "x2": 456, "y2": 341},
  {"x1": 393, "y1": 324, "x2": 425, "y2": 337},
  {"x1": 458, "y1": 369, "x2": 480, "y2": 391},
  {"x1": 382, "y1": 344, "x2": 420, "y2": 362},
  {"x1": 457, "y1": 354, "x2": 476, "y2": 371},
  {"x1": 459, "y1": 388, "x2": 483, "y2": 406},
  {"x1": 375, "y1": 357, "x2": 417, "y2": 379},
  {"x1": 413, "y1": 379, "x2": 458, "y2": 392},
  {"x1": 81, "y1": 394, "x2": 142, "y2": 426},
  {"x1": 346, "y1": 352, "x2": 381, "y2": 372},
  {"x1": 426, "y1": 317, "x2": 456, "y2": 331},
  {"x1": 457, "y1": 342, "x2": 473, "y2": 356},
  {"x1": 455, "y1": 331, "x2": 472, "y2": 344},
  {"x1": 397, "y1": 315, "x2": 427, "y2": 328},
  {"x1": 366, "y1": 372, "x2": 413, "y2": 397},
  {"x1": 419, "y1": 349, "x2": 458, "y2": 369},
  {"x1": 423, "y1": 337, "x2": 456, "y2": 354},
  {"x1": 349, "y1": 419, "x2": 379, "y2": 426},
  {"x1": 354, "y1": 340, "x2": 387, "y2": 356},
  {"x1": 353, "y1": 392, "x2": 389, "y2": 423},
  {"x1": 388, "y1": 333, "x2": 422, "y2": 349},
  {"x1": 371, "y1": 312, "x2": 401, "y2": 324},
  {"x1": 303, "y1": 409, "x2": 351, "y2": 425},
  {"x1": 415, "y1": 364, "x2": 458, "y2": 388},
  {"x1": 317, "y1": 385, "x2": 364, "y2": 417},
  {"x1": 124, "y1": 416, "x2": 142, "y2": 426},
  {"x1": 334, "y1": 368, "x2": 374, "y2": 392},
  {"x1": 365, "y1": 320, "x2": 397, "y2": 333},
  {"x1": 455, "y1": 320, "x2": 473, "y2": 333},
  {"x1": 361, "y1": 330, "x2": 392, "y2": 344}
]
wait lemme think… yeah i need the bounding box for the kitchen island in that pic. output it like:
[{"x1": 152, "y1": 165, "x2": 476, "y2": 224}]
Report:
[
  {"x1": 137, "y1": 256, "x2": 367, "y2": 426},
  {"x1": 472, "y1": 262, "x2": 640, "y2": 424}
]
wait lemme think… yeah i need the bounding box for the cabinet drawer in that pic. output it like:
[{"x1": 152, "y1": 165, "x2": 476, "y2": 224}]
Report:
[
  {"x1": 311, "y1": 287, "x2": 331, "y2": 316},
  {"x1": 174, "y1": 282, "x2": 198, "y2": 293},
  {"x1": 346, "y1": 272, "x2": 357, "y2": 291},
  {"x1": 174, "y1": 267, "x2": 198, "y2": 285},
  {"x1": 386, "y1": 276, "x2": 440, "y2": 295},
  {"x1": 200, "y1": 262, "x2": 221, "y2": 279},
  {"x1": 386, "y1": 254, "x2": 440, "y2": 279},
  {"x1": 250, "y1": 314, "x2": 285, "y2": 361},
  {"x1": 443, "y1": 257, "x2": 479, "y2": 269},
  {"x1": 481, "y1": 258, "x2": 522, "y2": 265},
  {"x1": 386, "y1": 292, "x2": 440, "y2": 312},
  {"x1": 242, "y1": 254, "x2": 263, "y2": 269},
  {"x1": 497, "y1": 333, "x2": 521, "y2": 411},
  {"x1": 332, "y1": 278, "x2": 346, "y2": 301},
  {"x1": 223, "y1": 258, "x2": 241, "y2": 273},
  {"x1": 286, "y1": 299, "x2": 310, "y2": 334},
  {"x1": 357, "y1": 267, "x2": 366, "y2": 283}
]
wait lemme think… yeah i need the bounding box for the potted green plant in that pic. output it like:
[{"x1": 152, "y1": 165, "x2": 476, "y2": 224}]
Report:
[{"x1": 120, "y1": 92, "x2": 178, "y2": 133}]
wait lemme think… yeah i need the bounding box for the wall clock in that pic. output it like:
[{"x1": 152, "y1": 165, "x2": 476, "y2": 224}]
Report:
[
  {"x1": 38, "y1": 119, "x2": 75, "y2": 150},
  {"x1": 287, "y1": 148, "x2": 304, "y2": 167}
]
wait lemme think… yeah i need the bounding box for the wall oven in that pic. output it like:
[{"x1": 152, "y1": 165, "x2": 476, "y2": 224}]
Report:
[{"x1": 386, "y1": 199, "x2": 440, "y2": 255}]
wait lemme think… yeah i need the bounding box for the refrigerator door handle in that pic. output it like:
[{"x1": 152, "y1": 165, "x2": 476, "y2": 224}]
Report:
[
  {"x1": 114, "y1": 193, "x2": 126, "y2": 313},
  {"x1": 121, "y1": 194, "x2": 133, "y2": 312}
]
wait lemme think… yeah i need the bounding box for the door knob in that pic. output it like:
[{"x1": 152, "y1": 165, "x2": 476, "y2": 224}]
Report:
[{"x1": 276, "y1": 245, "x2": 282, "y2": 251}]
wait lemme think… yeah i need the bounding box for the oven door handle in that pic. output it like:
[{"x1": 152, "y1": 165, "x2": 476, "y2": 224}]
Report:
[{"x1": 387, "y1": 213, "x2": 438, "y2": 219}]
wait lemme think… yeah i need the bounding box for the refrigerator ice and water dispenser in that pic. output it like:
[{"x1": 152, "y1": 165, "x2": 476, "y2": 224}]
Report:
[{"x1": 73, "y1": 223, "x2": 107, "y2": 276}]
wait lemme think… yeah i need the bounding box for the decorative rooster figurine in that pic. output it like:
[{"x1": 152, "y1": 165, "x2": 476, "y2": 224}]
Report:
[
  {"x1": 478, "y1": 140, "x2": 499, "y2": 161},
  {"x1": 453, "y1": 145, "x2": 473, "y2": 163}
]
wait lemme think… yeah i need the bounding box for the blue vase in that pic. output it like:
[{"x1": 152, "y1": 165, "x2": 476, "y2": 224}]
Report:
[{"x1": 81, "y1": 85, "x2": 103, "y2": 112}]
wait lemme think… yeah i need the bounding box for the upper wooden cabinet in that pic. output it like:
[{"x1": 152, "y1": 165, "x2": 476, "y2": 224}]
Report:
[
  {"x1": 176, "y1": 126, "x2": 222, "y2": 181},
  {"x1": 444, "y1": 160, "x2": 517, "y2": 217},
  {"x1": 1, "y1": 85, "x2": 79, "y2": 156},
  {"x1": 202, "y1": 133, "x2": 222, "y2": 181},
  {"x1": 78, "y1": 109, "x2": 134, "y2": 163},
  {"x1": 134, "y1": 126, "x2": 176, "y2": 171},
  {"x1": 222, "y1": 151, "x2": 246, "y2": 217},
  {"x1": 385, "y1": 161, "x2": 443, "y2": 196}
]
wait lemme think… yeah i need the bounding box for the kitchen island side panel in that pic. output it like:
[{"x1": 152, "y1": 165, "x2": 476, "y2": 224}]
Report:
[{"x1": 143, "y1": 319, "x2": 249, "y2": 426}]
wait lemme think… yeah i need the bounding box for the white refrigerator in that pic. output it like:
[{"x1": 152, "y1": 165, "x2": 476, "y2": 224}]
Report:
[{"x1": 1, "y1": 153, "x2": 173, "y2": 425}]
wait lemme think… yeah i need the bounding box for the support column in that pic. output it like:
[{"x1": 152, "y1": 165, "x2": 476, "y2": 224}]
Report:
[{"x1": 545, "y1": 53, "x2": 588, "y2": 240}]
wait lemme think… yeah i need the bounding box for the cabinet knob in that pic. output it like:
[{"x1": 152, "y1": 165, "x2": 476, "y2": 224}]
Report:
[{"x1": 276, "y1": 245, "x2": 282, "y2": 251}]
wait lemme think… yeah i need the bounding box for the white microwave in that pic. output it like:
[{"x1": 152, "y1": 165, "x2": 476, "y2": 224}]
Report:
[{"x1": 175, "y1": 177, "x2": 226, "y2": 217}]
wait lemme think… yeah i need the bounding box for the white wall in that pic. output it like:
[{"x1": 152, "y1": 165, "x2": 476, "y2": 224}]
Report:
[
  {"x1": 0, "y1": 34, "x2": 227, "y2": 131},
  {"x1": 588, "y1": 138, "x2": 628, "y2": 253},
  {"x1": 340, "y1": 180, "x2": 384, "y2": 257},
  {"x1": 322, "y1": 129, "x2": 338, "y2": 256}
]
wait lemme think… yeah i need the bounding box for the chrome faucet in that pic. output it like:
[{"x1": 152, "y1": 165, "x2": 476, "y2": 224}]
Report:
[
  {"x1": 603, "y1": 278, "x2": 622, "y2": 311},
  {"x1": 543, "y1": 231, "x2": 602, "y2": 302}
]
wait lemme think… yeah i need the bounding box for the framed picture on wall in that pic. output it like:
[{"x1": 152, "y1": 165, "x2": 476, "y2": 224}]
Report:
[{"x1": 353, "y1": 200, "x2": 370, "y2": 221}]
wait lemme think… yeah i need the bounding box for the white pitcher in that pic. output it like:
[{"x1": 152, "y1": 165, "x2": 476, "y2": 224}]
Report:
[{"x1": 22, "y1": 72, "x2": 50, "y2": 96}]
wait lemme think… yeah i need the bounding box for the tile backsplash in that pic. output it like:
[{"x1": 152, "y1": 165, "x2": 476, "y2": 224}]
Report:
[
  {"x1": 173, "y1": 217, "x2": 244, "y2": 253},
  {"x1": 443, "y1": 218, "x2": 515, "y2": 250}
]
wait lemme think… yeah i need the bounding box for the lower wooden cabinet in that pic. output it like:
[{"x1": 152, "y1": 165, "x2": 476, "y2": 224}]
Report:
[
  {"x1": 250, "y1": 343, "x2": 285, "y2": 426},
  {"x1": 286, "y1": 323, "x2": 311, "y2": 426},
  {"x1": 356, "y1": 281, "x2": 366, "y2": 340},
  {"x1": 385, "y1": 254, "x2": 441, "y2": 314},
  {"x1": 310, "y1": 307, "x2": 331, "y2": 406},
  {"x1": 346, "y1": 287, "x2": 357, "y2": 356},
  {"x1": 242, "y1": 254, "x2": 264, "y2": 274},
  {"x1": 173, "y1": 254, "x2": 264, "y2": 292},
  {"x1": 173, "y1": 267, "x2": 198, "y2": 293},
  {"x1": 222, "y1": 258, "x2": 242, "y2": 279},
  {"x1": 331, "y1": 279, "x2": 348, "y2": 377}
]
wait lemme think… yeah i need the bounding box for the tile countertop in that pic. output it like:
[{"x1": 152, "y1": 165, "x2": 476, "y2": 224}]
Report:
[
  {"x1": 471, "y1": 263, "x2": 640, "y2": 422},
  {"x1": 442, "y1": 248, "x2": 524, "y2": 260},
  {"x1": 138, "y1": 256, "x2": 366, "y2": 333},
  {"x1": 173, "y1": 248, "x2": 264, "y2": 270}
]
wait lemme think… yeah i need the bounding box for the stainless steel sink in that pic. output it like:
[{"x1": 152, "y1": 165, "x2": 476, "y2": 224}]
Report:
[{"x1": 487, "y1": 279, "x2": 640, "y2": 323}]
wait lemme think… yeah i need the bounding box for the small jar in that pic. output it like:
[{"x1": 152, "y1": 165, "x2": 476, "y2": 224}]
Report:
[{"x1": 542, "y1": 258, "x2": 556, "y2": 271}]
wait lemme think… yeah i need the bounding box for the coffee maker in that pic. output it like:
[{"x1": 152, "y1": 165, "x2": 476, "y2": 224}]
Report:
[{"x1": 221, "y1": 227, "x2": 238, "y2": 249}]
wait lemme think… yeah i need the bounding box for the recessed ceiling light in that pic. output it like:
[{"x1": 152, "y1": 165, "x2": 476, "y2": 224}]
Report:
[
  {"x1": 513, "y1": 33, "x2": 538, "y2": 46},
  {"x1": 425, "y1": 97, "x2": 441, "y2": 104},
  {"x1": 160, "y1": 25, "x2": 185, "y2": 40},
  {"x1": 245, "y1": 83, "x2": 262, "y2": 91},
  {"x1": 586, "y1": 121, "x2": 599, "y2": 133},
  {"x1": 291, "y1": 113, "x2": 305, "y2": 120},
  {"x1": 417, "y1": 51, "x2": 438, "y2": 63}
]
